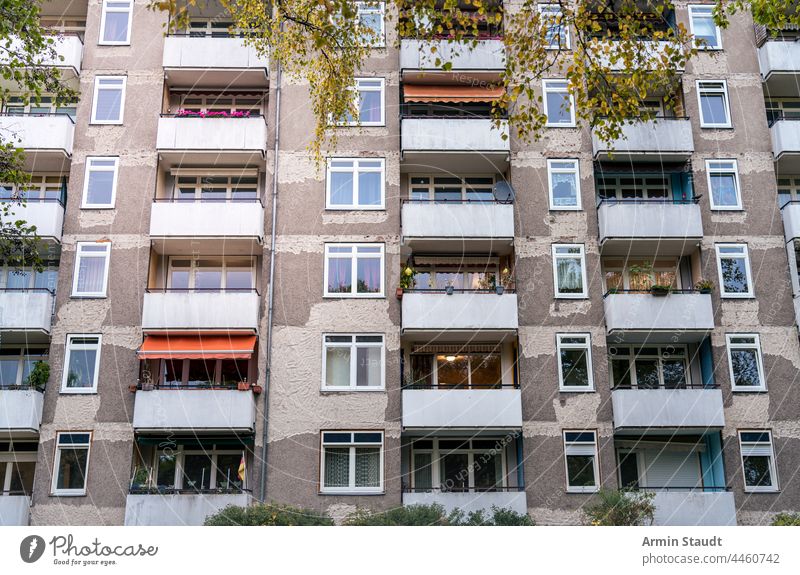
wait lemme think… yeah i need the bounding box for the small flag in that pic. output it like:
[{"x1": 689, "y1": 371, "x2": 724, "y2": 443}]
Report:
[{"x1": 237, "y1": 454, "x2": 246, "y2": 482}]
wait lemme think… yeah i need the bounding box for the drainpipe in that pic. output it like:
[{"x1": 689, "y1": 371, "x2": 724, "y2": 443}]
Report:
[{"x1": 258, "y1": 52, "x2": 282, "y2": 503}]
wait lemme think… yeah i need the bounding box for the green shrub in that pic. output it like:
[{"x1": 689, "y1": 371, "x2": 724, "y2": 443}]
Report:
[
  {"x1": 344, "y1": 504, "x2": 534, "y2": 526},
  {"x1": 771, "y1": 512, "x2": 800, "y2": 526},
  {"x1": 204, "y1": 503, "x2": 333, "y2": 526},
  {"x1": 584, "y1": 489, "x2": 655, "y2": 526},
  {"x1": 24, "y1": 361, "x2": 50, "y2": 389},
  {"x1": 448, "y1": 506, "x2": 535, "y2": 526}
]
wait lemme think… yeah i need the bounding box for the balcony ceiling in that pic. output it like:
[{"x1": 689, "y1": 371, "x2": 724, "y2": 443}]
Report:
[
  {"x1": 401, "y1": 328, "x2": 517, "y2": 344},
  {"x1": 164, "y1": 68, "x2": 269, "y2": 90},
  {"x1": 401, "y1": 237, "x2": 514, "y2": 257},
  {"x1": 401, "y1": 151, "x2": 509, "y2": 174},
  {"x1": 600, "y1": 237, "x2": 702, "y2": 257},
  {"x1": 150, "y1": 237, "x2": 263, "y2": 256}
]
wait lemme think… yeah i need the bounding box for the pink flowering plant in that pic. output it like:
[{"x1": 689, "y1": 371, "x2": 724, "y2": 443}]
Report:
[{"x1": 175, "y1": 109, "x2": 252, "y2": 118}]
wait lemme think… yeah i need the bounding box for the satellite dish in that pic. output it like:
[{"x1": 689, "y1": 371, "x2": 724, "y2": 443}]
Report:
[{"x1": 493, "y1": 181, "x2": 515, "y2": 203}]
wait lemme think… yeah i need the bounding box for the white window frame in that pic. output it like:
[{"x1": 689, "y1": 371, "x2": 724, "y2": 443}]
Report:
[
  {"x1": 166, "y1": 256, "x2": 256, "y2": 290},
  {"x1": 552, "y1": 243, "x2": 588, "y2": 299},
  {"x1": 408, "y1": 174, "x2": 498, "y2": 201},
  {"x1": 409, "y1": 437, "x2": 509, "y2": 491},
  {"x1": 326, "y1": 158, "x2": 386, "y2": 210},
  {"x1": 608, "y1": 344, "x2": 691, "y2": 389},
  {"x1": 1, "y1": 448, "x2": 37, "y2": 495},
  {"x1": 543, "y1": 79, "x2": 576, "y2": 127},
  {"x1": 0, "y1": 347, "x2": 49, "y2": 388},
  {"x1": 556, "y1": 334, "x2": 594, "y2": 392},
  {"x1": 99, "y1": 0, "x2": 133, "y2": 45},
  {"x1": 726, "y1": 334, "x2": 767, "y2": 392},
  {"x1": 51, "y1": 432, "x2": 92, "y2": 496},
  {"x1": 706, "y1": 159, "x2": 742, "y2": 210},
  {"x1": 539, "y1": 4, "x2": 570, "y2": 49},
  {"x1": 357, "y1": 1, "x2": 385, "y2": 47},
  {"x1": 71, "y1": 242, "x2": 111, "y2": 297},
  {"x1": 321, "y1": 334, "x2": 386, "y2": 391},
  {"x1": 696, "y1": 80, "x2": 732, "y2": 129},
  {"x1": 90, "y1": 76, "x2": 127, "y2": 125},
  {"x1": 688, "y1": 5, "x2": 722, "y2": 50},
  {"x1": 320, "y1": 431, "x2": 384, "y2": 494},
  {"x1": 60, "y1": 334, "x2": 102, "y2": 394},
  {"x1": 336, "y1": 78, "x2": 385, "y2": 127},
  {"x1": 323, "y1": 243, "x2": 385, "y2": 298},
  {"x1": 547, "y1": 159, "x2": 581, "y2": 210},
  {"x1": 150, "y1": 445, "x2": 247, "y2": 491},
  {"x1": 563, "y1": 430, "x2": 600, "y2": 493},
  {"x1": 715, "y1": 243, "x2": 754, "y2": 298},
  {"x1": 738, "y1": 430, "x2": 778, "y2": 493},
  {"x1": 81, "y1": 156, "x2": 119, "y2": 208}
]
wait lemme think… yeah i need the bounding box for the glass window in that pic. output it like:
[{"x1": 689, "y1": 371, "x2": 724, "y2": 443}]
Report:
[
  {"x1": 552, "y1": 244, "x2": 587, "y2": 298},
  {"x1": 726, "y1": 334, "x2": 766, "y2": 391},
  {"x1": 689, "y1": 5, "x2": 721, "y2": 49},
  {"x1": 715, "y1": 243, "x2": 753, "y2": 298},
  {"x1": 738, "y1": 431, "x2": 778, "y2": 492},
  {"x1": 149, "y1": 446, "x2": 246, "y2": 492},
  {"x1": 338, "y1": 78, "x2": 385, "y2": 126},
  {"x1": 326, "y1": 158, "x2": 385, "y2": 209},
  {"x1": 563, "y1": 431, "x2": 599, "y2": 492},
  {"x1": 543, "y1": 79, "x2": 575, "y2": 126},
  {"x1": 0, "y1": 348, "x2": 48, "y2": 389},
  {"x1": 324, "y1": 244, "x2": 384, "y2": 297},
  {"x1": 61, "y1": 335, "x2": 101, "y2": 393},
  {"x1": 608, "y1": 345, "x2": 689, "y2": 389},
  {"x1": 323, "y1": 334, "x2": 385, "y2": 390},
  {"x1": 706, "y1": 160, "x2": 742, "y2": 210},
  {"x1": 72, "y1": 242, "x2": 111, "y2": 297},
  {"x1": 52, "y1": 432, "x2": 91, "y2": 495},
  {"x1": 171, "y1": 174, "x2": 259, "y2": 202},
  {"x1": 697, "y1": 80, "x2": 731, "y2": 128},
  {"x1": 321, "y1": 431, "x2": 383, "y2": 493},
  {"x1": 357, "y1": 1, "x2": 385, "y2": 46},
  {"x1": 557, "y1": 334, "x2": 593, "y2": 391},
  {"x1": 91, "y1": 76, "x2": 126, "y2": 124},
  {"x1": 99, "y1": 0, "x2": 133, "y2": 45},
  {"x1": 539, "y1": 4, "x2": 570, "y2": 49},
  {"x1": 777, "y1": 176, "x2": 800, "y2": 208},
  {"x1": 548, "y1": 159, "x2": 580, "y2": 209},
  {"x1": 410, "y1": 438, "x2": 507, "y2": 492},
  {"x1": 82, "y1": 157, "x2": 119, "y2": 208},
  {"x1": 596, "y1": 174, "x2": 670, "y2": 201},
  {"x1": 167, "y1": 257, "x2": 255, "y2": 290}
]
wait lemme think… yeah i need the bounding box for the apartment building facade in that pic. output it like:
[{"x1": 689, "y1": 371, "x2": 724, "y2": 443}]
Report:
[{"x1": 0, "y1": 0, "x2": 799, "y2": 526}]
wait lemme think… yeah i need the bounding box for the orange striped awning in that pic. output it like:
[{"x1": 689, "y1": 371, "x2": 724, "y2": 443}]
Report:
[
  {"x1": 138, "y1": 334, "x2": 256, "y2": 360},
  {"x1": 403, "y1": 84, "x2": 504, "y2": 103}
]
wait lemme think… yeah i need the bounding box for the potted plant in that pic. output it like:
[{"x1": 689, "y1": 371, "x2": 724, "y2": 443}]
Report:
[
  {"x1": 477, "y1": 273, "x2": 497, "y2": 292},
  {"x1": 397, "y1": 265, "x2": 415, "y2": 298},
  {"x1": 23, "y1": 361, "x2": 49, "y2": 391},
  {"x1": 628, "y1": 261, "x2": 653, "y2": 291},
  {"x1": 497, "y1": 267, "x2": 512, "y2": 295},
  {"x1": 130, "y1": 466, "x2": 150, "y2": 492},
  {"x1": 695, "y1": 278, "x2": 714, "y2": 294},
  {"x1": 238, "y1": 381, "x2": 251, "y2": 391},
  {"x1": 650, "y1": 284, "x2": 672, "y2": 296},
  {"x1": 445, "y1": 279, "x2": 455, "y2": 295}
]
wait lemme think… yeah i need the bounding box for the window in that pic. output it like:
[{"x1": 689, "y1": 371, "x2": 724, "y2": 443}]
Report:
[
  {"x1": 72, "y1": 242, "x2": 111, "y2": 297},
  {"x1": 602, "y1": 258, "x2": 680, "y2": 292},
  {"x1": 548, "y1": 159, "x2": 581, "y2": 209},
  {"x1": 539, "y1": 4, "x2": 570, "y2": 49},
  {"x1": 99, "y1": 0, "x2": 132, "y2": 45},
  {"x1": 91, "y1": 76, "x2": 126, "y2": 124},
  {"x1": 689, "y1": 5, "x2": 722, "y2": 49},
  {"x1": 543, "y1": 80, "x2": 575, "y2": 127},
  {"x1": 167, "y1": 257, "x2": 255, "y2": 290},
  {"x1": 738, "y1": 431, "x2": 778, "y2": 492},
  {"x1": 0, "y1": 95, "x2": 77, "y2": 120},
  {"x1": 697, "y1": 80, "x2": 731, "y2": 128},
  {"x1": 154, "y1": 357, "x2": 251, "y2": 388},
  {"x1": 552, "y1": 244, "x2": 587, "y2": 298},
  {"x1": 726, "y1": 334, "x2": 766, "y2": 391},
  {"x1": 357, "y1": 1, "x2": 385, "y2": 46},
  {"x1": 596, "y1": 174, "x2": 670, "y2": 200},
  {"x1": 0, "y1": 348, "x2": 48, "y2": 389},
  {"x1": 336, "y1": 78, "x2": 385, "y2": 126},
  {"x1": 171, "y1": 173, "x2": 259, "y2": 202},
  {"x1": 61, "y1": 335, "x2": 101, "y2": 393},
  {"x1": 409, "y1": 175, "x2": 497, "y2": 202},
  {"x1": 765, "y1": 99, "x2": 800, "y2": 126},
  {"x1": 409, "y1": 258, "x2": 500, "y2": 290},
  {"x1": 52, "y1": 432, "x2": 91, "y2": 495},
  {"x1": 706, "y1": 160, "x2": 742, "y2": 210},
  {"x1": 186, "y1": 19, "x2": 242, "y2": 38},
  {"x1": 81, "y1": 157, "x2": 119, "y2": 208},
  {"x1": 0, "y1": 442, "x2": 37, "y2": 497},
  {"x1": 326, "y1": 158, "x2": 385, "y2": 209},
  {"x1": 143, "y1": 444, "x2": 246, "y2": 492},
  {"x1": 176, "y1": 93, "x2": 264, "y2": 115},
  {"x1": 323, "y1": 335, "x2": 385, "y2": 390},
  {"x1": 608, "y1": 345, "x2": 690, "y2": 389},
  {"x1": 1, "y1": 263, "x2": 58, "y2": 292},
  {"x1": 409, "y1": 437, "x2": 509, "y2": 492},
  {"x1": 557, "y1": 334, "x2": 594, "y2": 391},
  {"x1": 324, "y1": 243, "x2": 384, "y2": 297},
  {"x1": 563, "y1": 431, "x2": 599, "y2": 493},
  {"x1": 0, "y1": 174, "x2": 65, "y2": 202},
  {"x1": 408, "y1": 347, "x2": 504, "y2": 389},
  {"x1": 777, "y1": 176, "x2": 800, "y2": 208},
  {"x1": 320, "y1": 431, "x2": 383, "y2": 493},
  {"x1": 715, "y1": 243, "x2": 753, "y2": 298}
]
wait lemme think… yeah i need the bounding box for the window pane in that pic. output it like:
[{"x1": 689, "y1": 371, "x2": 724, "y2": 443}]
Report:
[
  {"x1": 324, "y1": 447, "x2": 350, "y2": 488},
  {"x1": 610, "y1": 359, "x2": 631, "y2": 388},
  {"x1": 195, "y1": 270, "x2": 222, "y2": 290},
  {"x1": 731, "y1": 348, "x2": 761, "y2": 387},
  {"x1": 330, "y1": 171, "x2": 353, "y2": 205},
  {"x1": 103, "y1": 11, "x2": 130, "y2": 42},
  {"x1": 356, "y1": 345, "x2": 381, "y2": 387},
  {"x1": 325, "y1": 346, "x2": 351, "y2": 387},
  {"x1": 356, "y1": 257, "x2": 381, "y2": 293},
  {"x1": 358, "y1": 171, "x2": 381, "y2": 205},
  {"x1": 566, "y1": 454, "x2": 596, "y2": 487},
  {"x1": 86, "y1": 170, "x2": 114, "y2": 205},
  {"x1": 662, "y1": 359, "x2": 687, "y2": 389},
  {"x1": 182, "y1": 453, "x2": 212, "y2": 491},
  {"x1": 0, "y1": 359, "x2": 19, "y2": 387},
  {"x1": 720, "y1": 257, "x2": 749, "y2": 293},
  {"x1": 220, "y1": 359, "x2": 248, "y2": 385},
  {"x1": 359, "y1": 89, "x2": 382, "y2": 123},
  {"x1": 546, "y1": 90, "x2": 572, "y2": 124},
  {"x1": 5, "y1": 270, "x2": 30, "y2": 289},
  {"x1": 436, "y1": 355, "x2": 469, "y2": 387},
  {"x1": 355, "y1": 447, "x2": 380, "y2": 487},
  {"x1": 551, "y1": 171, "x2": 577, "y2": 206},
  {"x1": 162, "y1": 359, "x2": 183, "y2": 387},
  {"x1": 710, "y1": 173, "x2": 738, "y2": 207},
  {"x1": 742, "y1": 455, "x2": 772, "y2": 487},
  {"x1": 557, "y1": 257, "x2": 584, "y2": 293},
  {"x1": 226, "y1": 270, "x2": 252, "y2": 290},
  {"x1": 474, "y1": 451, "x2": 503, "y2": 490},
  {"x1": 327, "y1": 257, "x2": 352, "y2": 293},
  {"x1": 693, "y1": 15, "x2": 719, "y2": 47},
  {"x1": 700, "y1": 93, "x2": 727, "y2": 124},
  {"x1": 634, "y1": 358, "x2": 660, "y2": 389},
  {"x1": 440, "y1": 453, "x2": 469, "y2": 491},
  {"x1": 95, "y1": 87, "x2": 122, "y2": 121},
  {"x1": 170, "y1": 270, "x2": 190, "y2": 290},
  {"x1": 56, "y1": 447, "x2": 88, "y2": 490},
  {"x1": 10, "y1": 461, "x2": 36, "y2": 495},
  {"x1": 76, "y1": 255, "x2": 107, "y2": 294},
  {"x1": 215, "y1": 453, "x2": 244, "y2": 491},
  {"x1": 561, "y1": 348, "x2": 589, "y2": 387},
  {"x1": 413, "y1": 452, "x2": 433, "y2": 490},
  {"x1": 186, "y1": 359, "x2": 215, "y2": 386},
  {"x1": 470, "y1": 354, "x2": 502, "y2": 387},
  {"x1": 154, "y1": 453, "x2": 176, "y2": 488},
  {"x1": 65, "y1": 346, "x2": 97, "y2": 389}
]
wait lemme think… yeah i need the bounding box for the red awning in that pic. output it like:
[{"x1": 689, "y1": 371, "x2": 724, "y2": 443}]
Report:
[
  {"x1": 138, "y1": 334, "x2": 257, "y2": 360},
  {"x1": 403, "y1": 84, "x2": 504, "y2": 103}
]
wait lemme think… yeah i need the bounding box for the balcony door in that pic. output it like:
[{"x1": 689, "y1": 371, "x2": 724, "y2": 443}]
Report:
[{"x1": 616, "y1": 446, "x2": 702, "y2": 490}]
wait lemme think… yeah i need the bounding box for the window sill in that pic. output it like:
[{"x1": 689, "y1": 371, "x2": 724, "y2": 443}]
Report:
[
  {"x1": 731, "y1": 389, "x2": 768, "y2": 393},
  {"x1": 559, "y1": 388, "x2": 596, "y2": 393},
  {"x1": 320, "y1": 388, "x2": 386, "y2": 394},
  {"x1": 325, "y1": 207, "x2": 386, "y2": 212},
  {"x1": 70, "y1": 295, "x2": 108, "y2": 300},
  {"x1": 700, "y1": 125, "x2": 733, "y2": 130},
  {"x1": 743, "y1": 488, "x2": 780, "y2": 494},
  {"x1": 80, "y1": 206, "x2": 116, "y2": 210},
  {"x1": 50, "y1": 492, "x2": 87, "y2": 497},
  {"x1": 719, "y1": 295, "x2": 755, "y2": 299},
  {"x1": 323, "y1": 295, "x2": 386, "y2": 299},
  {"x1": 566, "y1": 488, "x2": 599, "y2": 494},
  {"x1": 60, "y1": 390, "x2": 99, "y2": 395},
  {"x1": 319, "y1": 490, "x2": 385, "y2": 496}
]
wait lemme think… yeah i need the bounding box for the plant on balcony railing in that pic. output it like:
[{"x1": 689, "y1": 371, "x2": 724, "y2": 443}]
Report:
[
  {"x1": 22, "y1": 360, "x2": 49, "y2": 391},
  {"x1": 584, "y1": 489, "x2": 655, "y2": 526},
  {"x1": 694, "y1": 278, "x2": 715, "y2": 294},
  {"x1": 175, "y1": 109, "x2": 253, "y2": 118}
]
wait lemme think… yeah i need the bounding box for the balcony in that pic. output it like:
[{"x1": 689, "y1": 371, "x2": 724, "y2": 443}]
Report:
[
  {"x1": 402, "y1": 387, "x2": 522, "y2": 429},
  {"x1": 141, "y1": 289, "x2": 260, "y2": 332},
  {"x1": 771, "y1": 118, "x2": 800, "y2": 173},
  {"x1": 149, "y1": 200, "x2": 264, "y2": 253},
  {"x1": 651, "y1": 491, "x2": 737, "y2": 526},
  {"x1": 597, "y1": 199, "x2": 702, "y2": 255},
  {"x1": 132, "y1": 388, "x2": 256, "y2": 433},
  {"x1": 0, "y1": 34, "x2": 82, "y2": 85},
  {"x1": 400, "y1": 39, "x2": 505, "y2": 74},
  {"x1": 403, "y1": 489, "x2": 527, "y2": 515},
  {"x1": 591, "y1": 118, "x2": 694, "y2": 162},
  {"x1": 0, "y1": 389, "x2": 44, "y2": 435},
  {"x1": 124, "y1": 492, "x2": 250, "y2": 526},
  {"x1": 612, "y1": 388, "x2": 724, "y2": 429},
  {"x1": 401, "y1": 291, "x2": 518, "y2": 338},
  {"x1": 781, "y1": 201, "x2": 800, "y2": 243},
  {"x1": 401, "y1": 200, "x2": 514, "y2": 253},
  {"x1": 156, "y1": 115, "x2": 268, "y2": 166},
  {"x1": 162, "y1": 36, "x2": 269, "y2": 88},
  {"x1": 756, "y1": 33, "x2": 800, "y2": 93},
  {"x1": 1, "y1": 199, "x2": 65, "y2": 242},
  {"x1": 595, "y1": 40, "x2": 680, "y2": 72},
  {"x1": 0, "y1": 290, "x2": 55, "y2": 336},
  {"x1": 0, "y1": 114, "x2": 74, "y2": 171},
  {"x1": 0, "y1": 495, "x2": 31, "y2": 526},
  {"x1": 603, "y1": 291, "x2": 714, "y2": 343}
]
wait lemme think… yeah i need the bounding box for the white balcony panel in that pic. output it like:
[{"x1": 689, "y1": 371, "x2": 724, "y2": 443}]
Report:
[
  {"x1": 400, "y1": 39, "x2": 505, "y2": 71},
  {"x1": 0, "y1": 114, "x2": 74, "y2": 157},
  {"x1": 782, "y1": 202, "x2": 800, "y2": 242},
  {"x1": 162, "y1": 36, "x2": 268, "y2": 88},
  {"x1": 0, "y1": 496, "x2": 31, "y2": 526},
  {"x1": 156, "y1": 116, "x2": 268, "y2": 164},
  {"x1": 0, "y1": 35, "x2": 82, "y2": 78},
  {"x1": 758, "y1": 40, "x2": 800, "y2": 85},
  {"x1": 402, "y1": 292, "x2": 518, "y2": 333},
  {"x1": 0, "y1": 390, "x2": 44, "y2": 433},
  {"x1": 0, "y1": 291, "x2": 54, "y2": 334},
  {"x1": 2, "y1": 201, "x2": 64, "y2": 241},
  {"x1": 612, "y1": 389, "x2": 724, "y2": 429},
  {"x1": 603, "y1": 293, "x2": 714, "y2": 342},
  {"x1": 150, "y1": 202, "x2": 264, "y2": 241},
  {"x1": 124, "y1": 493, "x2": 250, "y2": 526},
  {"x1": 652, "y1": 491, "x2": 737, "y2": 526},
  {"x1": 402, "y1": 388, "x2": 522, "y2": 429},
  {"x1": 771, "y1": 120, "x2": 800, "y2": 173},
  {"x1": 402, "y1": 118, "x2": 509, "y2": 153},
  {"x1": 142, "y1": 291, "x2": 259, "y2": 331},
  {"x1": 402, "y1": 202, "x2": 514, "y2": 240},
  {"x1": 403, "y1": 490, "x2": 527, "y2": 515},
  {"x1": 132, "y1": 389, "x2": 256, "y2": 432},
  {"x1": 592, "y1": 119, "x2": 694, "y2": 161},
  {"x1": 598, "y1": 202, "x2": 702, "y2": 247}
]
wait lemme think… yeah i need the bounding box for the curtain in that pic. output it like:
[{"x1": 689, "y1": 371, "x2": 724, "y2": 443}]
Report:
[
  {"x1": 357, "y1": 258, "x2": 380, "y2": 293},
  {"x1": 360, "y1": 91, "x2": 381, "y2": 123},
  {"x1": 328, "y1": 257, "x2": 352, "y2": 293},
  {"x1": 76, "y1": 256, "x2": 106, "y2": 293},
  {"x1": 325, "y1": 347, "x2": 351, "y2": 387},
  {"x1": 413, "y1": 453, "x2": 433, "y2": 490},
  {"x1": 557, "y1": 258, "x2": 583, "y2": 292},
  {"x1": 324, "y1": 448, "x2": 350, "y2": 488},
  {"x1": 95, "y1": 89, "x2": 122, "y2": 122},
  {"x1": 355, "y1": 447, "x2": 380, "y2": 487},
  {"x1": 103, "y1": 12, "x2": 129, "y2": 43},
  {"x1": 356, "y1": 346, "x2": 381, "y2": 387}
]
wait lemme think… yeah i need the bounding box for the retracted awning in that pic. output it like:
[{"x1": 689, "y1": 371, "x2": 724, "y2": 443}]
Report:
[
  {"x1": 403, "y1": 84, "x2": 504, "y2": 103},
  {"x1": 138, "y1": 334, "x2": 257, "y2": 360}
]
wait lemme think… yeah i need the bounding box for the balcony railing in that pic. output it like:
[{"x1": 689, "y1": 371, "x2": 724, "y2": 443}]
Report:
[
  {"x1": 0, "y1": 387, "x2": 45, "y2": 433},
  {"x1": 401, "y1": 485, "x2": 527, "y2": 514},
  {"x1": 611, "y1": 386, "x2": 725, "y2": 429},
  {"x1": 141, "y1": 288, "x2": 260, "y2": 331},
  {"x1": 770, "y1": 117, "x2": 800, "y2": 172},
  {"x1": 0, "y1": 288, "x2": 56, "y2": 334},
  {"x1": 402, "y1": 382, "x2": 519, "y2": 390},
  {"x1": 0, "y1": 198, "x2": 65, "y2": 241},
  {"x1": 132, "y1": 386, "x2": 257, "y2": 432},
  {"x1": 124, "y1": 491, "x2": 251, "y2": 526},
  {"x1": 591, "y1": 117, "x2": 694, "y2": 161},
  {"x1": 149, "y1": 197, "x2": 265, "y2": 242},
  {"x1": 403, "y1": 485, "x2": 523, "y2": 494},
  {"x1": 602, "y1": 290, "x2": 715, "y2": 342},
  {"x1": 402, "y1": 385, "x2": 523, "y2": 428}
]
